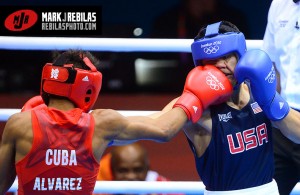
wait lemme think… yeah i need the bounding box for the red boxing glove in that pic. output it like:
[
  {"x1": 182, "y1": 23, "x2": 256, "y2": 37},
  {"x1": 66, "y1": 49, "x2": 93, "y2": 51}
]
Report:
[
  {"x1": 174, "y1": 65, "x2": 233, "y2": 123},
  {"x1": 21, "y1": 95, "x2": 46, "y2": 112}
]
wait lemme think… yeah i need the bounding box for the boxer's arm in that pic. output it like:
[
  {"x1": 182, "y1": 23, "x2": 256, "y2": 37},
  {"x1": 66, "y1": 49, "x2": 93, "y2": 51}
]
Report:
[
  {"x1": 107, "y1": 98, "x2": 180, "y2": 146},
  {"x1": 93, "y1": 107, "x2": 187, "y2": 144},
  {"x1": 147, "y1": 97, "x2": 179, "y2": 119},
  {"x1": 0, "y1": 115, "x2": 18, "y2": 194},
  {"x1": 126, "y1": 107, "x2": 187, "y2": 141},
  {"x1": 272, "y1": 109, "x2": 300, "y2": 144}
]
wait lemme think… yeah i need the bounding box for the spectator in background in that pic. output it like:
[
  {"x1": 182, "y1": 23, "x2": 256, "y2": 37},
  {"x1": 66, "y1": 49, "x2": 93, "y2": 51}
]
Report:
[
  {"x1": 262, "y1": 0, "x2": 300, "y2": 194},
  {"x1": 94, "y1": 143, "x2": 184, "y2": 195}
]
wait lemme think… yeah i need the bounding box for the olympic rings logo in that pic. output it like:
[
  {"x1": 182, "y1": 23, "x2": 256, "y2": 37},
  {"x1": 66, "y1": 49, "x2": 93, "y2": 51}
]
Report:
[
  {"x1": 206, "y1": 76, "x2": 220, "y2": 90},
  {"x1": 203, "y1": 45, "x2": 219, "y2": 54}
]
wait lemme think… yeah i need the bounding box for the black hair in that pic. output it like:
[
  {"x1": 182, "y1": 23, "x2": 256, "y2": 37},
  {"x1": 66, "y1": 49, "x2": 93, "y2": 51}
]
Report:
[
  {"x1": 194, "y1": 21, "x2": 241, "y2": 40},
  {"x1": 51, "y1": 49, "x2": 100, "y2": 70}
]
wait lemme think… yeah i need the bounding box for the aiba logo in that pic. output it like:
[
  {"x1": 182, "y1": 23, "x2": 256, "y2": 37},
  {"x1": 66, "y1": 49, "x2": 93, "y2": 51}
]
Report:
[{"x1": 4, "y1": 10, "x2": 38, "y2": 31}]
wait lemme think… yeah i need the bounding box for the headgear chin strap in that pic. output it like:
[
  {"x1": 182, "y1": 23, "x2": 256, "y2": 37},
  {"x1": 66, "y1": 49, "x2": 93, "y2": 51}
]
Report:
[
  {"x1": 41, "y1": 56, "x2": 102, "y2": 112},
  {"x1": 191, "y1": 21, "x2": 247, "y2": 66}
]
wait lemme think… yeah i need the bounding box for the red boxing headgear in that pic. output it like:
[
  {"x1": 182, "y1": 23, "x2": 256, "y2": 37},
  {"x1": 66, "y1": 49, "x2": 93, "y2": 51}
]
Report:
[{"x1": 41, "y1": 56, "x2": 102, "y2": 112}]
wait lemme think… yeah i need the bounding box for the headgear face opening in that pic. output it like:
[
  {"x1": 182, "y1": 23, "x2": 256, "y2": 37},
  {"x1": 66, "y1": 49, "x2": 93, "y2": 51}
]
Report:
[
  {"x1": 191, "y1": 21, "x2": 247, "y2": 66},
  {"x1": 41, "y1": 56, "x2": 102, "y2": 112}
]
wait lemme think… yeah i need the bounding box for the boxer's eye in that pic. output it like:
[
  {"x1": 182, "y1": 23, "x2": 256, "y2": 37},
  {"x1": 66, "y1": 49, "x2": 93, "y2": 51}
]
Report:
[{"x1": 221, "y1": 54, "x2": 236, "y2": 62}]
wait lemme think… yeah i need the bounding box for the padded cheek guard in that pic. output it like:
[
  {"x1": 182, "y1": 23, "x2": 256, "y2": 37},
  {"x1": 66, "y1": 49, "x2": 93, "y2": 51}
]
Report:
[
  {"x1": 191, "y1": 21, "x2": 247, "y2": 66},
  {"x1": 41, "y1": 57, "x2": 102, "y2": 112}
]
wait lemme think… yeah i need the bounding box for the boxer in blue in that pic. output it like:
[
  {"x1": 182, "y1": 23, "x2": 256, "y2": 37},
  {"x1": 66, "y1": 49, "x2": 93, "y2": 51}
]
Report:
[{"x1": 163, "y1": 21, "x2": 300, "y2": 194}]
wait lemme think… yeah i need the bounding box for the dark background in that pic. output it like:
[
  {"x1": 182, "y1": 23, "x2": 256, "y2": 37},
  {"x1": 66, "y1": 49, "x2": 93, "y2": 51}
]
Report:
[
  {"x1": 0, "y1": 0, "x2": 272, "y2": 95},
  {"x1": 0, "y1": 0, "x2": 272, "y2": 181},
  {"x1": 1, "y1": 0, "x2": 268, "y2": 38}
]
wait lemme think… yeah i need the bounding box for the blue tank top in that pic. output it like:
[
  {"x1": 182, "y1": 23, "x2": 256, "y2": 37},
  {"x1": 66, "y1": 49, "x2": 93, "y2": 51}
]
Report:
[{"x1": 188, "y1": 92, "x2": 274, "y2": 191}]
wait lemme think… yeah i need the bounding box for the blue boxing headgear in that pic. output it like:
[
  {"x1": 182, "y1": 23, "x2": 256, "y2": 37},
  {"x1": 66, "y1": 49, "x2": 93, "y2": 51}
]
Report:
[{"x1": 191, "y1": 21, "x2": 247, "y2": 66}]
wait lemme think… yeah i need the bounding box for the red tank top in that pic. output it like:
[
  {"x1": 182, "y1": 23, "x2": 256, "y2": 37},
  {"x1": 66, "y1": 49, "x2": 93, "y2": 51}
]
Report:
[{"x1": 16, "y1": 107, "x2": 100, "y2": 195}]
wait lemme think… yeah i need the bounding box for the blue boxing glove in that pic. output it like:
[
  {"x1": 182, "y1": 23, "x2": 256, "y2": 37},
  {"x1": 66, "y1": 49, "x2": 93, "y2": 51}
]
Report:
[{"x1": 234, "y1": 49, "x2": 290, "y2": 121}]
